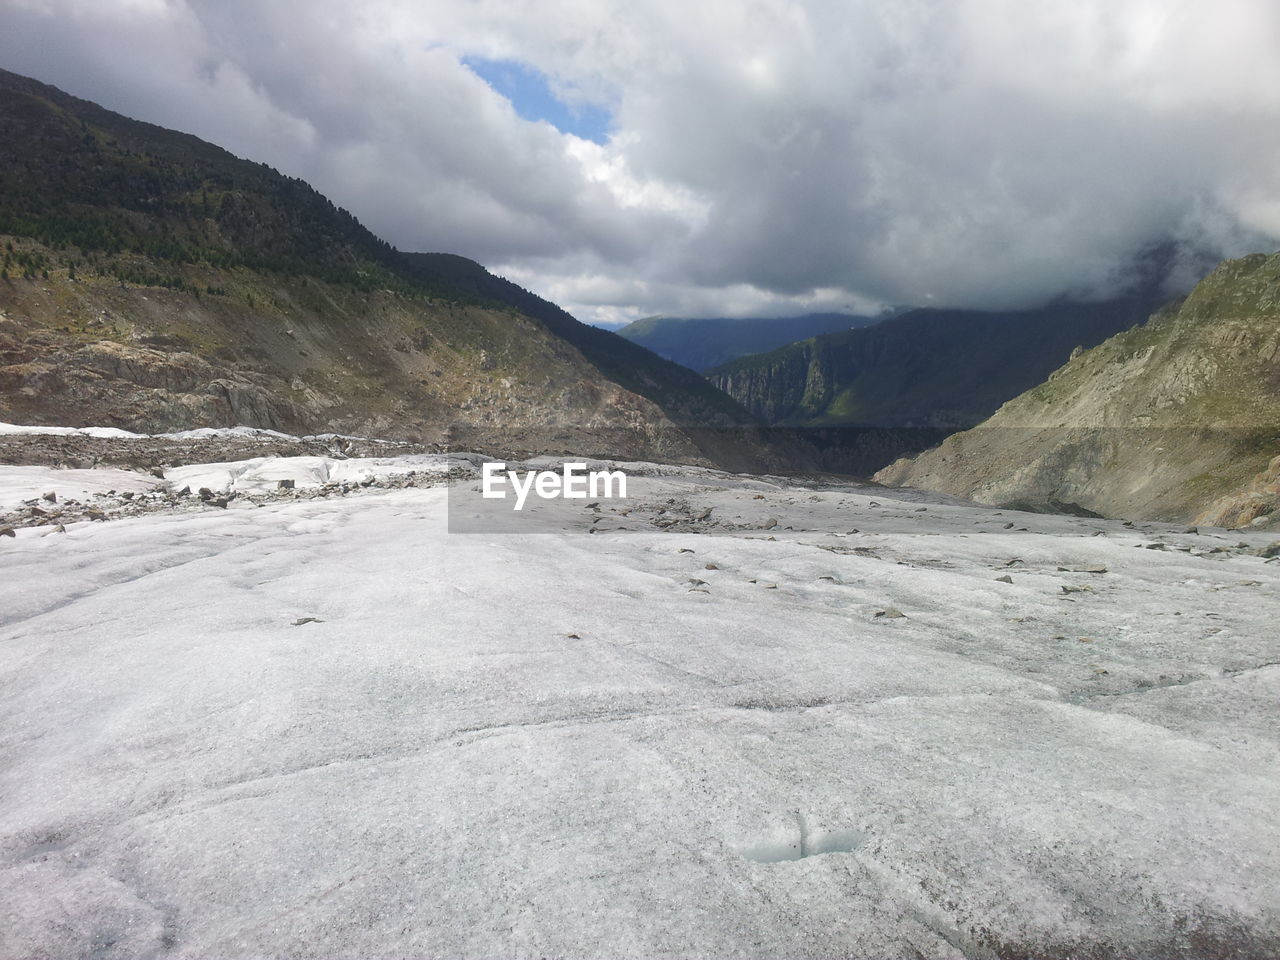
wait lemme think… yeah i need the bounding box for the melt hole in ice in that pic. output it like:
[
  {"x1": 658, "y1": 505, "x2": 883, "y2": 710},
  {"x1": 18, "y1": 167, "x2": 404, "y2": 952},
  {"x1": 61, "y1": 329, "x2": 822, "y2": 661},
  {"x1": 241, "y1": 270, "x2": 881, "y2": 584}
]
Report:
[{"x1": 733, "y1": 814, "x2": 864, "y2": 863}]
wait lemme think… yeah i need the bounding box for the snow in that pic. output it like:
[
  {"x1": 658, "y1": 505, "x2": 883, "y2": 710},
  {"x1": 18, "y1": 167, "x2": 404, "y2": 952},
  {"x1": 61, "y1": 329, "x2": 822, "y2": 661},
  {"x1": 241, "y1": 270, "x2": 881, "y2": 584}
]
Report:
[
  {"x1": 1, "y1": 461, "x2": 1278, "y2": 958},
  {"x1": 0, "y1": 421, "x2": 391, "y2": 443},
  {"x1": 0, "y1": 465, "x2": 158, "y2": 512}
]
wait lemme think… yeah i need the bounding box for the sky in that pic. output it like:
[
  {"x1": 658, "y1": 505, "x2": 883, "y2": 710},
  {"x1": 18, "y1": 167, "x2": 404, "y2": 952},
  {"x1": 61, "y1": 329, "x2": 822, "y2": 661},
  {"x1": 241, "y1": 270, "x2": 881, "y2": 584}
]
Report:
[{"x1": 2, "y1": 0, "x2": 1280, "y2": 327}]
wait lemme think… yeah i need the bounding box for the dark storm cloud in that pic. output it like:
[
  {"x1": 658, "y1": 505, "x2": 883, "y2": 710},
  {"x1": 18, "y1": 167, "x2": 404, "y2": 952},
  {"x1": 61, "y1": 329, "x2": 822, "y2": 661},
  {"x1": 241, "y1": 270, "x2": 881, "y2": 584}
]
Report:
[{"x1": 2, "y1": 0, "x2": 1279, "y2": 324}]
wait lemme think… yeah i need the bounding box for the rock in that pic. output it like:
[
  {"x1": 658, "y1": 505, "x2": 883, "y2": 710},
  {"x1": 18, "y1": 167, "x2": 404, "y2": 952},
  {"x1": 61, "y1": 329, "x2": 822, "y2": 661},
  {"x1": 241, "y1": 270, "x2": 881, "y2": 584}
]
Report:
[
  {"x1": 875, "y1": 607, "x2": 906, "y2": 619},
  {"x1": 762, "y1": 518, "x2": 778, "y2": 529},
  {"x1": 198, "y1": 487, "x2": 214, "y2": 501},
  {"x1": 150, "y1": 466, "x2": 166, "y2": 479},
  {"x1": 0, "y1": 526, "x2": 14, "y2": 538},
  {"x1": 1072, "y1": 564, "x2": 1108, "y2": 574},
  {"x1": 752, "y1": 494, "x2": 765, "y2": 499},
  {"x1": 1003, "y1": 522, "x2": 1015, "y2": 529},
  {"x1": 694, "y1": 507, "x2": 713, "y2": 521},
  {"x1": 678, "y1": 548, "x2": 695, "y2": 553},
  {"x1": 292, "y1": 617, "x2": 324, "y2": 626},
  {"x1": 1005, "y1": 558, "x2": 1024, "y2": 566},
  {"x1": 41, "y1": 491, "x2": 56, "y2": 503},
  {"x1": 278, "y1": 479, "x2": 296, "y2": 490},
  {"x1": 1256, "y1": 542, "x2": 1280, "y2": 559},
  {"x1": 994, "y1": 575, "x2": 1014, "y2": 583},
  {"x1": 761, "y1": 583, "x2": 778, "y2": 589},
  {"x1": 565, "y1": 633, "x2": 581, "y2": 639},
  {"x1": 688, "y1": 578, "x2": 707, "y2": 586},
  {"x1": 704, "y1": 563, "x2": 719, "y2": 570},
  {"x1": 1061, "y1": 585, "x2": 1093, "y2": 594}
]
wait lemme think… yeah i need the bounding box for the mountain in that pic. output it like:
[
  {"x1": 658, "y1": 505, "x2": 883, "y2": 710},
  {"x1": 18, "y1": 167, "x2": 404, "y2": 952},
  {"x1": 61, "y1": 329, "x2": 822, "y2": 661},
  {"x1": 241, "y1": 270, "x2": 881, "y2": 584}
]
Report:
[
  {"x1": 875, "y1": 252, "x2": 1280, "y2": 525},
  {"x1": 705, "y1": 298, "x2": 1160, "y2": 473},
  {"x1": 615, "y1": 312, "x2": 885, "y2": 372},
  {"x1": 0, "y1": 68, "x2": 790, "y2": 471}
]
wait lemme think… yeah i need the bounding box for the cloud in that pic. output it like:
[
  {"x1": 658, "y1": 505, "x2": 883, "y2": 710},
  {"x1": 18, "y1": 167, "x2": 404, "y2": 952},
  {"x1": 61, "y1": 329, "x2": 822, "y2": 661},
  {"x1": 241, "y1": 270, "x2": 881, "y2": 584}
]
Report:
[{"x1": 2, "y1": 0, "x2": 1280, "y2": 323}]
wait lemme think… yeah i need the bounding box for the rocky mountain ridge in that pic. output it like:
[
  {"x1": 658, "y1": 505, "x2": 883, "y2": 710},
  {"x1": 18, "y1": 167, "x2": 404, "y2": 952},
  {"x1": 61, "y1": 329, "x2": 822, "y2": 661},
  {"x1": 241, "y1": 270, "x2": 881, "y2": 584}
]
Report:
[{"x1": 875, "y1": 252, "x2": 1280, "y2": 524}]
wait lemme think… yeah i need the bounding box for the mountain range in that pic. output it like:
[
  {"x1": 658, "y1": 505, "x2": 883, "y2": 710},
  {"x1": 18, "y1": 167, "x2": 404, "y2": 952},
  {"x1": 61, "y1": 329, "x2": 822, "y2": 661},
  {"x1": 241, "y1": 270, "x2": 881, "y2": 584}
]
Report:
[{"x1": 0, "y1": 68, "x2": 790, "y2": 471}]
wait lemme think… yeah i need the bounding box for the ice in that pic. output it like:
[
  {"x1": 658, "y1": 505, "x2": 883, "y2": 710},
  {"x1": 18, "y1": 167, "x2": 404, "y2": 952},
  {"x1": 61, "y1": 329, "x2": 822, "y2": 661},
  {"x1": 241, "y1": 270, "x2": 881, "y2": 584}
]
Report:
[{"x1": 1, "y1": 461, "x2": 1278, "y2": 958}]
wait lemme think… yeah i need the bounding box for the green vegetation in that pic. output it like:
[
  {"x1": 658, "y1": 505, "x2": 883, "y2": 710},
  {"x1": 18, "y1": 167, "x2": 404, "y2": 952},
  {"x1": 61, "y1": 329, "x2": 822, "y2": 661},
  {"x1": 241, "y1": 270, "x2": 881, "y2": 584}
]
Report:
[{"x1": 615, "y1": 313, "x2": 884, "y2": 372}]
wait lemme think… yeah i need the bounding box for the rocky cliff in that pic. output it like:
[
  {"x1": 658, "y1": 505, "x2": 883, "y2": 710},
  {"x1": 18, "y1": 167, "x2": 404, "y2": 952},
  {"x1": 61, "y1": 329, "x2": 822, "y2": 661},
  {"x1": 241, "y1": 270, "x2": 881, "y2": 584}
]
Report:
[
  {"x1": 875, "y1": 253, "x2": 1280, "y2": 525},
  {"x1": 708, "y1": 299, "x2": 1159, "y2": 429}
]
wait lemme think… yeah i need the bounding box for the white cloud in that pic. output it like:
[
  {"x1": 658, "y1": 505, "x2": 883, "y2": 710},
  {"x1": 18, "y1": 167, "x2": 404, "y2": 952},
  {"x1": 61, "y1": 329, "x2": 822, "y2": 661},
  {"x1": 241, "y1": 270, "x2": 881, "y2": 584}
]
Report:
[{"x1": 2, "y1": 0, "x2": 1279, "y2": 324}]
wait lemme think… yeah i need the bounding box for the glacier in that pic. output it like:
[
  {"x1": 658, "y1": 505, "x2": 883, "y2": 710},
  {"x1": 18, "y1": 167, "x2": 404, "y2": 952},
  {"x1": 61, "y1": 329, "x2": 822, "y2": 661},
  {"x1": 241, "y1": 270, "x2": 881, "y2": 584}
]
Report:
[{"x1": 1, "y1": 455, "x2": 1278, "y2": 958}]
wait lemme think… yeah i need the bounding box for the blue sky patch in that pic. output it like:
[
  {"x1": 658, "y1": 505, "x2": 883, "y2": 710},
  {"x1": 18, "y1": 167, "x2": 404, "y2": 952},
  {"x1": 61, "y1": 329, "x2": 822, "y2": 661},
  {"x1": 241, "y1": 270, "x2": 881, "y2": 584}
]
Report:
[{"x1": 463, "y1": 55, "x2": 612, "y2": 145}]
